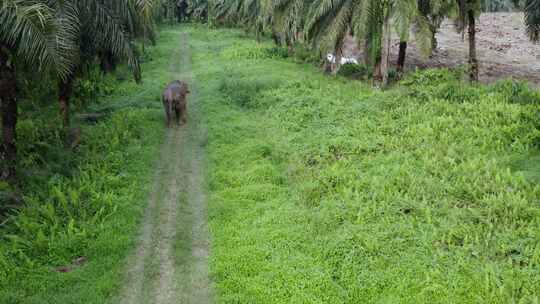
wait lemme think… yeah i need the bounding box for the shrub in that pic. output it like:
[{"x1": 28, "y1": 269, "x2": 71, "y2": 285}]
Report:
[
  {"x1": 219, "y1": 69, "x2": 283, "y2": 108},
  {"x1": 401, "y1": 68, "x2": 483, "y2": 103},
  {"x1": 0, "y1": 108, "x2": 161, "y2": 288},
  {"x1": 337, "y1": 63, "x2": 370, "y2": 79},
  {"x1": 388, "y1": 68, "x2": 398, "y2": 81},
  {"x1": 16, "y1": 118, "x2": 63, "y2": 168},
  {"x1": 401, "y1": 67, "x2": 464, "y2": 86},
  {"x1": 491, "y1": 79, "x2": 540, "y2": 104},
  {"x1": 73, "y1": 68, "x2": 116, "y2": 106},
  {"x1": 264, "y1": 46, "x2": 289, "y2": 59},
  {"x1": 221, "y1": 42, "x2": 269, "y2": 60},
  {"x1": 292, "y1": 44, "x2": 319, "y2": 64}
]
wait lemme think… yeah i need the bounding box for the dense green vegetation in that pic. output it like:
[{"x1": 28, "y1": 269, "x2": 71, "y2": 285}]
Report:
[
  {"x1": 1, "y1": 0, "x2": 540, "y2": 301},
  {"x1": 0, "y1": 28, "x2": 183, "y2": 303},
  {"x1": 186, "y1": 25, "x2": 540, "y2": 302},
  {"x1": 207, "y1": 0, "x2": 540, "y2": 84},
  {"x1": 2, "y1": 1, "x2": 540, "y2": 185}
]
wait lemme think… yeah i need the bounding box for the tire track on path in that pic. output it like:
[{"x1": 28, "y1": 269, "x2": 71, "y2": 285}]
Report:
[{"x1": 118, "y1": 27, "x2": 213, "y2": 304}]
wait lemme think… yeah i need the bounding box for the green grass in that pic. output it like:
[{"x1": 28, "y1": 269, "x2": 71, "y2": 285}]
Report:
[
  {"x1": 2, "y1": 23, "x2": 539, "y2": 303},
  {"x1": 185, "y1": 25, "x2": 540, "y2": 303},
  {"x1": 0, "y1": 27, "x2": 183, "y2": 303}
]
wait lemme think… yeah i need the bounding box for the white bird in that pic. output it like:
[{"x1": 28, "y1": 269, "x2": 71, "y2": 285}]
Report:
[
  {"x1": 326, "y1": 53, "x2": 358, "y2": 65},
  {"x1": 326, "y1": 53, "x2": 336, "y2": 63},
  {"x1": 342, "y1": 57, "x2": 358, "y2": 65}
]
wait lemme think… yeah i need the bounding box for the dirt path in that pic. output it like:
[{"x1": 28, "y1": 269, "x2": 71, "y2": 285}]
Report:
[{"x1": 116, "y1": 29, "x2": 214, "y2": 304}]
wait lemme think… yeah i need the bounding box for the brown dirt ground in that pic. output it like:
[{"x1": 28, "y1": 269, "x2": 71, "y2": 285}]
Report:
[{"x1": 344, "y1": 13, "x2": 540, "y2": 86}]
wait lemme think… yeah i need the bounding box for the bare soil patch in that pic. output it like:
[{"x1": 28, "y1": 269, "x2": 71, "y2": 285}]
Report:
[{"x1": 344, "y1": 13, "x2": 540, "y2": 86}]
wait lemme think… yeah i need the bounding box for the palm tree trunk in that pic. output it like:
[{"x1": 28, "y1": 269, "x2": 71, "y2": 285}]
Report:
[
  {"x1": 142, "y1": 28, "x2": 147, "y2": 53},
  {"x1": 381, "y1": 11, "x2": 392, "y2": 87},
  {"x1": 271, "y1": 31, "x2": 280, "y2": 45},
  {"x1": 59, "y1": 76, "x2": 74, "y2": 130},
  {"x1": 363, "y1": 39, "x2": 371, "y2": 66},
  {"x1": 149, "y1": 30, "x2": 157, "y2": 46},
  {"x1": 286, "y1": 35, "x2": 294, "y2": 55},
  {"x1": 332, "y1": 37, "x2": 343, "y2": 75},
  {"x1": 295, "y1": 31, "x2": 302, "y2": 43},
  {"x1": 324, "y1": 58, "x2": 333, "y2": 74},
  {"x1": 333, "y1": 44, "x2": 343, "y2": 75},
  {"x1": 100, "y1": 51, "x2": 116, "y2": 74},
  {"x1": 397, "y1": 41, "x2": 407, "y2": 73},
  {"x1": 431, "y1": 26, "x2": 438, "y2": 51},
  {"x1": 0, "y1": 46, "x2": 17, "y2": 181},
  {"x1": 468, "y1": 10, "x2": 478, "y2": 82}
]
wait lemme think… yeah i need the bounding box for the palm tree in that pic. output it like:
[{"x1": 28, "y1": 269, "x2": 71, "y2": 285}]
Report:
[
  {"x1": 355, "y1": 0, "x2": 428, "y2": 85},
  {"x1": 0, "y1": 0, "x2": 77, "y2": 181},
  {"x1": 56, "y1": 0, "x2": 144, "y2": 130},
  {"x1": 242, "y1": 0, "x2": 269, "y2": 40},
  {"x1": 359, "y1": 1, "x2": 383, "y2": 77},
  {"x1": 394, "y1": 0, "x2": 434, "y2": 74},
  {"x1": 508, "y1": 0, "x2": 539, "y2": 41},
  {"x1": 136, "y1": 0, "x2": 158, "y2": 52},
  {"x1": 272, "y1": 0, "x2": 310, "y2": 49},
  {"x1": 418, "y1": 0, "x2": 456, "y2": 51},
  {"x1": 156, "y1": 0, "x2": 178, "y2": 23},
  {"x1": 306, "y1": 0, "x2": 364, "y2": 74},
  {"x1": 187, "y1": 0, "x2": 209, "y2": 21},
  {"x1": 1, "y1": 0, "x2": 147, "y2": 180},
  {"x1": 380, "y1": 0, "x2": 392, "y2": 85},
  {"x1": 524, "y1": 0, "x2": 540, "y2": 41},
  {"x1": 211, "y1": 0, "x2": 271, "y2": 40},
  {"x1": 212, "y1": 0, "x2": 243, "y2": 25},
  {"x1": 455, "y1": 0, "x2": 481, "y2": 81}
]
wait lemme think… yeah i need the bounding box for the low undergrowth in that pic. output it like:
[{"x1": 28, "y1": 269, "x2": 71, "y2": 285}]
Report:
[
  {"x1": 188, "y1": 24, "x2": 540, "y2": 303},
  {"x1": 0, "y1": 27, "x2": 182, "y2": 303}
]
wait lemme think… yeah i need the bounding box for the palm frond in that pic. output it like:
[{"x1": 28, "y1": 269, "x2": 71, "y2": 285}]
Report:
[
  {"x1": 81, "y1": 0, "x2": 141, "y2": 82},
  {"x1": 0, "y1": 0, "x2": 78, "y2": 79}
]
